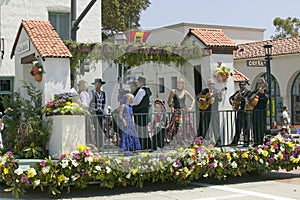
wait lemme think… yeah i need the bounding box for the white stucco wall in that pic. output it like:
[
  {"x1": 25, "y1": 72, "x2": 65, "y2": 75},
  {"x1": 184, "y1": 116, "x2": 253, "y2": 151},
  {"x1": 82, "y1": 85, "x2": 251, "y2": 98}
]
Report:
[{"x1": 0, "y1": 0, "x2": 101, "y2": 80}]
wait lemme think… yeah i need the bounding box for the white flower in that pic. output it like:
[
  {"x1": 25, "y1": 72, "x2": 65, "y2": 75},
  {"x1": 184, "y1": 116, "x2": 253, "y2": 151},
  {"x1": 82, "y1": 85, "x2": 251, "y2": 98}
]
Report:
[
  {"x1": 231, "y1": 161, "x2": 237, "y2": 168},
  {"x1": 71, "y1": 159, "x2": 79, "y2": 167},
  {"x1": 125, "y1": 172, "x2": 131, "y2": 179},
  {"x1": 203, "y1": 173, "x2": 209, "y2": 178},
  {"x1": 106, "y1": 166, "x2": 111, "y2": 173},
  {"x1": 42, "y1": 166, "x2": 50, "y2": 174},
  {"x1": 257, "y1": 148, "x2": 264, "y2": 154},
  {"x1": 259, "y1": 159, "x2": 264, "y2": 164},
  {"x1": 14, "y1": 167, "x2": 23, "y2": 175},
  {"x1": 84, "y1": 156, "x2": 93, "y2": 164},
  {"x1": 63, "y1": 177, "x2": 69, "y2": 183},
  {"x1": 60, "y1": 160, "x2": 69, "y2": 168},
  {"x1": 232, "y1": 152, "x2": 238, "y2": 158},
  {"x1": 95, "y1": 165, "x2": 102, "y2": 171},
  {"x1": 34, "y1": 180, "x2": 40, "y2": 186}
]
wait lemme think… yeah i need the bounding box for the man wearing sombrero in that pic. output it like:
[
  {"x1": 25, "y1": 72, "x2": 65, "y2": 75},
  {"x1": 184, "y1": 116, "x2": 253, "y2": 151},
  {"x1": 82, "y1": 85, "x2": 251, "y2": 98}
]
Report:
[{"x1": 89, "y1": 78, "x2": 108, "y2": 148}]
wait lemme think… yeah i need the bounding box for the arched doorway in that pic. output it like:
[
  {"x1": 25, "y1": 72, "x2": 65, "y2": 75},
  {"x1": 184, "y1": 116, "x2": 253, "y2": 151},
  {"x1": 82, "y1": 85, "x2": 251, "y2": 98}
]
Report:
[
  {"x1": 291, "y1": 72, "x2": 300, "y2": 125},
  {"x1": 256, "y1": 73, "x2": 281, "y2": 125}
]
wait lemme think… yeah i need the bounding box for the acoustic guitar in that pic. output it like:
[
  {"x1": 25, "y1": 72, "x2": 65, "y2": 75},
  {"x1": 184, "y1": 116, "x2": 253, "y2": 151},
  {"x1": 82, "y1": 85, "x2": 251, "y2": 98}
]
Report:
[
  {"x1": 244, "y1": 83, "x2": 267, "y2": 114},
  {"x1": 198, "y1": 87, "x2": 227, "y2": 110},
  {"x1": 231, "y1": 92, "x2": 242, "y2": 110}
]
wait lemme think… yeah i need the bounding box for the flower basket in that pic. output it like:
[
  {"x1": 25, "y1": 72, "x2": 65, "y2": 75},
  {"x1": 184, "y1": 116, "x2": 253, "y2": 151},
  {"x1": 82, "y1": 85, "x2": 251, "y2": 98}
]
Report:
[
  {"x1": 30, "y1": 58, "x2": 45, "y2": 82},
  {"x1": 213, "y1": 62, "x2": 232, "y2": 83}
]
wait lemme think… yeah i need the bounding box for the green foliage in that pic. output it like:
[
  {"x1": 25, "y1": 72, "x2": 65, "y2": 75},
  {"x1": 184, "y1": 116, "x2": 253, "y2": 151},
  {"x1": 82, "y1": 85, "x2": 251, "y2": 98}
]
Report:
[
  {"x1": 272, "y1": 17, "x2": 300, "y2": 39},
  {"x1": 1, "y1": 82, "x2": 52, "y2": 158},
  {"x1": 64, "y1": 40, "x2": 202, "y2": 70},
  {"x1": 102, "y1": 0, "x2": 151, "y2": 40}
]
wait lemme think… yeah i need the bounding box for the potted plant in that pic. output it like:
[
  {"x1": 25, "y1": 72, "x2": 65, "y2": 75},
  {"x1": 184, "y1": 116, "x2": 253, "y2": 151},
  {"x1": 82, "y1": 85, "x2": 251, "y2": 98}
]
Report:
[
  {"x1": 213, "y1": 62, "x2": 232, "y2": 83},
  {"x1": 29, "y1": 57, "x2": 45, "y2": 82}
]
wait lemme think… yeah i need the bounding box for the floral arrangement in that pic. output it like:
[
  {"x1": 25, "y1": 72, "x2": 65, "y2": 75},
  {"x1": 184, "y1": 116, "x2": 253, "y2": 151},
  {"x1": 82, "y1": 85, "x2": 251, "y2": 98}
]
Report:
[
  {"x1": 213, "y1": 61, "x2": 232, "y2": 83},
  {"x1": 43, "y1": 92, "x2": 87, "y2": 116},
  {"x1": 0, "y1": 135, "x2": 299, "y2": 199},
  {"x1": 30, "y1": 58, "x2": 45, "y2": 76}
]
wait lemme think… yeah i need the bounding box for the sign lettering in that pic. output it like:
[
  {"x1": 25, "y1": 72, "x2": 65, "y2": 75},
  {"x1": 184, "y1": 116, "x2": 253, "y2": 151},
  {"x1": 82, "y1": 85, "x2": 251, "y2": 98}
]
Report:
[{"x1": 246, "y1": 60, "x2": 266, "y2": 67}]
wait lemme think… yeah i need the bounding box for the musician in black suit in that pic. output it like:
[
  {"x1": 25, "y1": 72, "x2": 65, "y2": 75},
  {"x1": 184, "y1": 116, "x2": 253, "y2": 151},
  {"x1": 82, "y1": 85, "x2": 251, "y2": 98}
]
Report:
[
  {"x1": 229, "y1": 81, "x2": 251, "y2": 146},
  {"x1": 250, "y1": 77, "x2": 269, "y2": 146},
  {"x1": 197, "y1": 79, "x2": 222, "y2": 146}
]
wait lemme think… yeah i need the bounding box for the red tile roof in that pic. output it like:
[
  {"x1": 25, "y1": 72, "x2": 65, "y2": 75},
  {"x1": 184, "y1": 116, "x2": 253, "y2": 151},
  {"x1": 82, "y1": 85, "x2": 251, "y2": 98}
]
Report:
[
  {"x1": 11, "y1": 20, "x2": 72, "y2": 59},
  {"x1": 233, "y1": 69, "x2": 249, "y2": 82},
  {"x1": 189, "y1": 28, "x2": 237, "y2": 48},
  {"x1": 234, "y1": 36, "x2": 300, "y2": 60}
]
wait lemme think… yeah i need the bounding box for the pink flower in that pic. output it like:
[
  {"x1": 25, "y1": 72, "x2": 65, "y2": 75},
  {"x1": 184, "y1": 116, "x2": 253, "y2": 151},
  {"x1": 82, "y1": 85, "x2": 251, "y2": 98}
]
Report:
[
  {"x1": 21, "y1": 176, "x2": 29, "y2": 183},
  {"x1": 40, "y1": 161, "x2": 46, "y2": 167}
]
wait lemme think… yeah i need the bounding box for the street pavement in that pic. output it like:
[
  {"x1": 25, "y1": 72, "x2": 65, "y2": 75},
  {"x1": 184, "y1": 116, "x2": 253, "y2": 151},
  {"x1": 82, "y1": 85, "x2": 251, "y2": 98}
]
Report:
[{"x1": 1, "y1": 168, "x2": 299, "y2": 200}]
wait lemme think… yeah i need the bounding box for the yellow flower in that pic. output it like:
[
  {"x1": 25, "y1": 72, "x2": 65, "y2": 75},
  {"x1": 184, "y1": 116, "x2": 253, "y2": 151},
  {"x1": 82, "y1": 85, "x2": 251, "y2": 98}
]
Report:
[
  {"x1": 159, "y1": 161, "x2": 163, "y2": 168},
  {"x1": 262, "y1": 150, "x2": 269, "y2": 157},
  {"x1": 131, "y1": 168, "x2": 138, "y2": 175},
  {"x1": 178, "y1": 147, "x2": 184, "y2": 153},
  {"x1": 226, "y1": 152, "x2": 231, "y2": 160},
  {"x1": 189, "y1": 148, "x2": 195, "y2": 153},
  {"x1": 3, "y1": 168, "x2": 9, "y2": 175},
  {"x1": 76, "y1": 144, "x2": 85, "y2": 151},
  {"x1": 65, "y1": 102, "x2": 72, "y2": 106},
  {"x1": 292, "y1": 157, "x2": 298, "y2": 163},
  {"x1": 287, "y1": 142, "x2": 294, "y2": 148},
  {"x1": 141, "y1": 152, "x2": 148, "y2": 157},
  {"x1": 27, "y1": 168, "x2": 36, "y2": 178},
  {"x1": 278, "y1": 153, "x2": 284, "y2": 160},
  {"x1": 254, "y1": 155, "x2": 259, "y2": 161},
  {"x1": 242, "y1": 152, "x2": 249, "y2": 159},
  {"x1": 183, "y1": 167, "x2": 189, "y2": 173},
  {"x1": 58, "y1": 174, "x2": 65, "y2": 183}
]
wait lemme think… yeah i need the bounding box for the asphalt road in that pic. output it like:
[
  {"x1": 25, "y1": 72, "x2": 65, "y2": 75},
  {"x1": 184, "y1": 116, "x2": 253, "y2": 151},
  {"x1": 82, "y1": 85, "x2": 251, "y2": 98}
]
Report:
[{"x1": 1, "y1": 168, "x2": 300, "y2": 200}]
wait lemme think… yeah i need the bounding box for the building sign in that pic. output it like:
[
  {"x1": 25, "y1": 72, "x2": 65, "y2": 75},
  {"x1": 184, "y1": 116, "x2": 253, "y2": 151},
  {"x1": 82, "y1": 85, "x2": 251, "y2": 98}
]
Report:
[
  {"x1": 17, "y1": 39, "x2": 30, "y2": 55},
  {"x1": 246, "y1": 60, "x2": 266, "y2": 67}
]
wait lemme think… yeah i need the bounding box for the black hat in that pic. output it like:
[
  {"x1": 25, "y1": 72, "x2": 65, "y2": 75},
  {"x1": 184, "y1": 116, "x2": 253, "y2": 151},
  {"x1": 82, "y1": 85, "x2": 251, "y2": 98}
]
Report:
[{"x1": 92, "y1": 78, "x2": 106, "y2": 85}]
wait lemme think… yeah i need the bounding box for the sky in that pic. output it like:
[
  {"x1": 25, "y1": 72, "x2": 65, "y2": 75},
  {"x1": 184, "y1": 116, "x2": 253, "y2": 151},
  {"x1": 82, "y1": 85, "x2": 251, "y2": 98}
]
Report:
[{"x1": 140, "y1": 0, "x2": 300, "y2": 40}]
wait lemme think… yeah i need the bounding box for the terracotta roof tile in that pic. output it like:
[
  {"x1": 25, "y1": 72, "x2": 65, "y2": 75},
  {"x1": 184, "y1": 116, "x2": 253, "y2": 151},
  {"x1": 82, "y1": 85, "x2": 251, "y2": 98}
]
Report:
[
  {"x1": 233, "y1": 69, "x2": 249, "y2": 82},
  {"x1": 234, "y1": 36, "x2": 300, "y2": 60},
  {"x1": 189, "y1": 28, "x2": 237, "y2": 48},
  {"x1": 11, "y1": 20, "x2": 72, "y2": 59}
]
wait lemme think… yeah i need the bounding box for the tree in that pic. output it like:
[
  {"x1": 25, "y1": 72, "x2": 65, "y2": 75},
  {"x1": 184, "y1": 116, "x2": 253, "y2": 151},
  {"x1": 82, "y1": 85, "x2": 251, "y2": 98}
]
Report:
[
  {"x1": 272, "y1": 17, "x2": 300, "y2": 39},
  {"x1": 102, "y1": 0, "x2": 151, "y2": 41}
]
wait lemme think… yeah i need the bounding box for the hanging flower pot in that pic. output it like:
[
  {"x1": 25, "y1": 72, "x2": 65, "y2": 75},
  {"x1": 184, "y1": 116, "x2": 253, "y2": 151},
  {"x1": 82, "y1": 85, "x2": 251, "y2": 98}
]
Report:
[
  {"x1": 29, "y1": 57, "x2": 45, "y2": 82},
  {"x1": 213, "y1": 62, "x2": 232, "y2": 83},
  {"x1": 33, "y1": 73, "x2": 43, "y2": 82}
]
